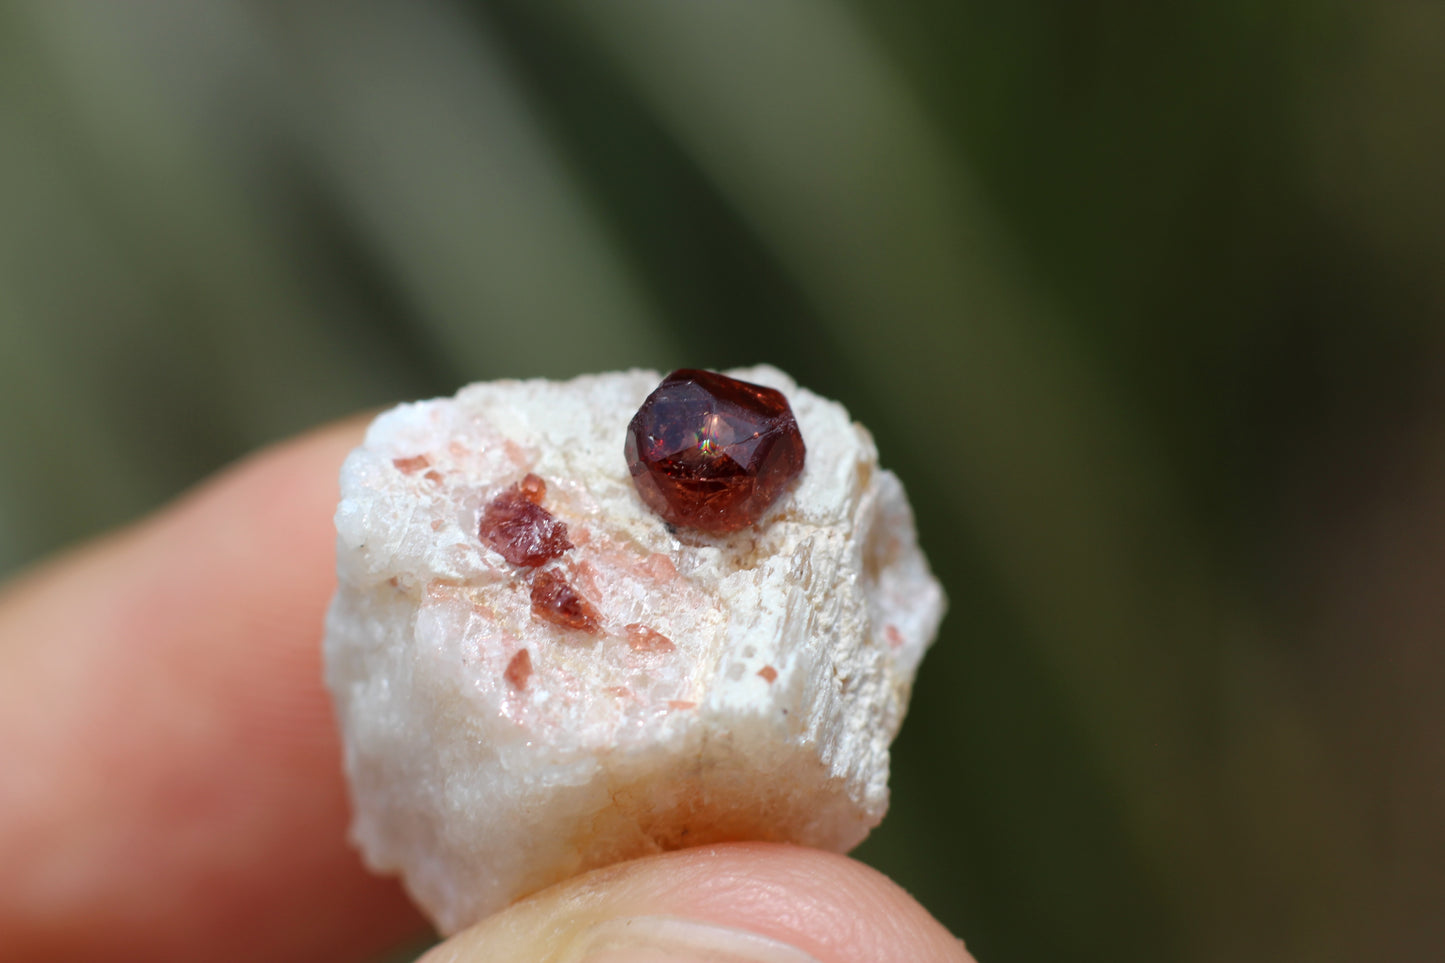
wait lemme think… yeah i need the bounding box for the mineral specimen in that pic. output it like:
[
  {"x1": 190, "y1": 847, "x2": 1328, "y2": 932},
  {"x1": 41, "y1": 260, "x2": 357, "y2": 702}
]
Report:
[{"x1": 324, "y1": 367, "x2": 945, "y2": 934}]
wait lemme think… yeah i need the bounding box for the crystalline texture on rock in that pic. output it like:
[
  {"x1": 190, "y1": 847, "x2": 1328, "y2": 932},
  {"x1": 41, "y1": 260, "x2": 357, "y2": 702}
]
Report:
[{"x1": 323, "y1": 367, "x2": 946, "y2": 934}]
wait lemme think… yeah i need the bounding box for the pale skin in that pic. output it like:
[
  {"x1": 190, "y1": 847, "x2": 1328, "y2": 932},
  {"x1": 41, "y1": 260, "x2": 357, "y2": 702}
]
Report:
[{"x1": 0, "y1": 418, "x2": 973, "y2": 963}]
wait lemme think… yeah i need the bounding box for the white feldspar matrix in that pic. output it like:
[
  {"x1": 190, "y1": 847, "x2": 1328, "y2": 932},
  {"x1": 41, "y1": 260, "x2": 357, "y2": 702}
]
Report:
[{"x1": 323, "y1": 366, "x2": 945, "y2": 934}]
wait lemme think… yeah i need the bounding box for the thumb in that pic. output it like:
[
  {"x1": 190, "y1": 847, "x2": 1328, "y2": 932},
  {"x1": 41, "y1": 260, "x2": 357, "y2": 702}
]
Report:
[{"x1": 421, "y1": 842, "x2": 972, "y2": 963}]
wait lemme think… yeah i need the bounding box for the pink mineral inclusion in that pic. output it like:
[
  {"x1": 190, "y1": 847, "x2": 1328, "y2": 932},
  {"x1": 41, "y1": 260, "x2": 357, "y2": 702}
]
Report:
[
  {"x1": 623, "y1": 623, "x2": 675, "y2": 654},
  {"x1": 504, "y1": 649, "x2": 533, "y2": 690}
]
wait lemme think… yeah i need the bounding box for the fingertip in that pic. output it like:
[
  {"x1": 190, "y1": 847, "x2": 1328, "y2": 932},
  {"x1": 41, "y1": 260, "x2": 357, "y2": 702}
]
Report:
[{"x1": 426, "y1": 843, "x2": 972, "y2": 963}]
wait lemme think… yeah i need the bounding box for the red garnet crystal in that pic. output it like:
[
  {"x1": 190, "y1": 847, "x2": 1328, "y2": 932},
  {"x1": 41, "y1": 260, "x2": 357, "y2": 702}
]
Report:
[
  {"x1": 530, "y1": 569, "x2": 602, "y2": 634},
  {"x1": 479, "y1": 474, "x2": 572, "y2": 568},
  {"x1": 624, "y1": 369, "x2": 806, "y2": 533}
]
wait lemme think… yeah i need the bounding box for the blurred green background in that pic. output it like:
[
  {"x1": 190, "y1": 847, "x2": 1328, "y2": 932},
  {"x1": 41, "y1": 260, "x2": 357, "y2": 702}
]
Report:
[{"x1": 3, "y1": 1, "x2": 1443, "y2": 961}]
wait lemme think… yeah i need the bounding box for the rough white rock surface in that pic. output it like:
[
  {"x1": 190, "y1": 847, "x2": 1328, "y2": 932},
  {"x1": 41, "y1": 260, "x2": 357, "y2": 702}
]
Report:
[{"x1": 323, "y1": 367, "x2": 945, "y2": 934}]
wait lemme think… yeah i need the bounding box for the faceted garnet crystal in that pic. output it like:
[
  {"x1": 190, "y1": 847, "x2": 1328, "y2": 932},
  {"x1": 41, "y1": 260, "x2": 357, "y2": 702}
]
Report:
[{"x1": 624, "y1": 369, "x2": 806, "y2": 533}]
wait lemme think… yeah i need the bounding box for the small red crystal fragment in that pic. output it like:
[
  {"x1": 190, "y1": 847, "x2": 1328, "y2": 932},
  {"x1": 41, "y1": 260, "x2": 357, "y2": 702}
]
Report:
[
  {"x1": 623, "y1": 623, "x2": 676, "y2": 653},
  {"x1": 393, "y1": 455, "x2": 430, "y2": 474},
  {"x1": 480, "y1": 479, "x2": 572, "y2": 568},
  {"x1": 423, "y1": 469, "x2": 444, "y2": 486},
  {"x1": 518, "y1": 472, "x2": 546, "y2": 504},
  {"x1": 624, "y1": 369, "x2": 806, "y2": 533},
  {"x1": 757, "y1": 665, "x2": 778, "y2": 683},
  {"x1": 530, "y1": 569, "x2": 601, "y2": 634},
  {"x1": 504, "y1": 649, "x2": 533, "y2": 690}
]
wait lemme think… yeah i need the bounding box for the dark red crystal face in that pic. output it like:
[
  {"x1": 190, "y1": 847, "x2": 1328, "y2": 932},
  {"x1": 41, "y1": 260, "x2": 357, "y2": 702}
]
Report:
[{"x1": 624, "y1": 369, "x2": 806, "y2": 533}]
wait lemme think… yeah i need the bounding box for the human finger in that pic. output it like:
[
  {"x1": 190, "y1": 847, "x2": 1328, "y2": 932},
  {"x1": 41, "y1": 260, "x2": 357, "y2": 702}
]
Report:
[
  {"x1": 423, "y1": 842, "x2": 972, "y2": 963},
  {"x1": 0, "y1": 416, "x2": 427, "y2": 961}
]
